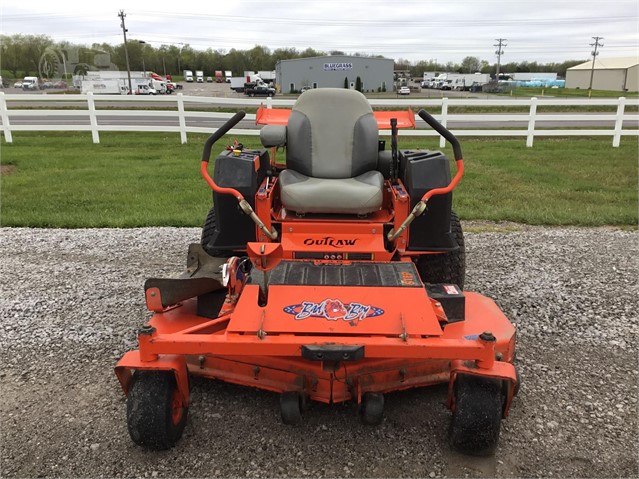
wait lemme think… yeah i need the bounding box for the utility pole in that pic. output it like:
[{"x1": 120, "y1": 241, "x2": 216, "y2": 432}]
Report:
[
  {"x1": 118, "y1": 10, "x2": 133, "y2": 94},
  {"x1": 588, "y1": 36, "x2": 604, "y2": 92},
  {"x1": 494, "y1": 38, "x2": 507, "y2": 80}
]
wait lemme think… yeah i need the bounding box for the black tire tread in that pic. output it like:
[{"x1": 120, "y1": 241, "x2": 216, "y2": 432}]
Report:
[
  {"x1": 280, "y1": 392, "x2": 303, "y2": 425},
  {"x1": 201, "y1": 206, "x2": 216, "y2": 248},
  {"x1": 415, "y1": 210, "x2": 466, "y2": 289},
  {"x1": 126, "y1": 371, "x2": 187, "y2": 450},
  {"x1": 201, "y1": 207, "x2": 233, "y2": 257},
  {"x1": 450, "y1": 374, "x2": 503, "y2": 456}
]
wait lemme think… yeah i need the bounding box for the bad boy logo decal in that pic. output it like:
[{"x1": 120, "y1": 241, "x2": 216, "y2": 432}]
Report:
[{"x1": 284, "y1": 298, "x2": 384, "y2": 323}]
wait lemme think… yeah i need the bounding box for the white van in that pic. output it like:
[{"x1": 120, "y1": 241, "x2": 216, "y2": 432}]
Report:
[{"x1": 22, "y1": 76, "x2": 39, "y2": 90}]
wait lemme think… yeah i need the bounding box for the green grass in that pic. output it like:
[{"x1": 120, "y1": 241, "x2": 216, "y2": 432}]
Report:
[{"x1": 1, "y1": 132, "x2": 637, "y2": 228}]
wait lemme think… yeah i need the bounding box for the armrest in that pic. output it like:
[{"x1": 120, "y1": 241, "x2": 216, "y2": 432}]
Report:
[{"x1": 260, "y1": 124, "x2": 287, "y2": 147}]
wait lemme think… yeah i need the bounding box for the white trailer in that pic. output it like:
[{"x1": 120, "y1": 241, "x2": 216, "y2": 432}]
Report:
[
  {"x1": 196, "y1": 71, "x2": 204, "y2": 83},
  {"x1": 81, "y1": 79, "x2": 128, "y2": 95},
  {"x1": 184, "y1": 70, "x2": 194, "y2": 82},
  {"x1": 257, "y1": 70, "x2": 276, "y2": 84},
  {"x1": 448, "y1": 73, "x2": 490, "y2": 91},
  {"x1": 229, "y1": 77, "x2": 247, "y2": 92},
  {"x1": 224, "y1": 71, "x2": 232, "y2": 82}
]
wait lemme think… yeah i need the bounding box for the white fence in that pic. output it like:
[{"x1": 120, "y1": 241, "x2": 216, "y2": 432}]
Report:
[{"x1": 1, "y1": 92, "x2": 637, "y2": 148}]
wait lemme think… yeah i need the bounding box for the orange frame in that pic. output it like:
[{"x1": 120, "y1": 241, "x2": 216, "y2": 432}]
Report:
[{"x1": 116, "y1": 106, "x2": 517, "y2": 417}]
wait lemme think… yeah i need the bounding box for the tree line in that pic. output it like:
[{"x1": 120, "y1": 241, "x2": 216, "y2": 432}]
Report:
[{"x1": 1, "y1": 34, "x2": 585, "y2": 79}]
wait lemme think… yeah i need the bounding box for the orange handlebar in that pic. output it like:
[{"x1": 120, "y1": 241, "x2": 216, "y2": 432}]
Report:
[
  {"x1": 201, "y1": 111, "x2": 247, "y2": 200},
  {"x1": 200, "y1": 161, "x2": 244, "y2": 201},
  {"x1": 421, "y1": 159, "x2": 464, "y2": 203}
]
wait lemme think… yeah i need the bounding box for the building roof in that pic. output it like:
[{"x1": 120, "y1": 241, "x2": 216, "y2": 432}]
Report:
[
  {"x1": 277, "y1": 55, "x2": 392, "y2": 64},
  {"x1": 568, "y1": 57, "x2": 639, "y2": 70}
]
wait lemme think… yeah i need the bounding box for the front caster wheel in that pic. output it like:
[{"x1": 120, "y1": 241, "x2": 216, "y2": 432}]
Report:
[
  {"x1": 360, "y1": 393, "x2": 384, "y2": 425},
  {"x1": 450, "y1": 374, "x2": 503, "y2": 456},
  {"x1": 280, "y1": 392, "x2": 303, "y2": 425},
  {"x1": 126, "y1": 371, "x2": 188, "y2": 450}
]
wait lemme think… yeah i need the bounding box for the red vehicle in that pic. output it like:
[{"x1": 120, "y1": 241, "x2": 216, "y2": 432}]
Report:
[{"x1": 115, "y1": 88, "x2": 519, "y2": 456}]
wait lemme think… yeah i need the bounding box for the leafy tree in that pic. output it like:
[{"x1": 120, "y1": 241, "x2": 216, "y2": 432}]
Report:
[
  {"x1": 1, "y1": 34, "x2": 25, "y2": 77},
  {"x1": 0, "y1": 33, "x2": 587, "y2": 81},
  {"x1": 22, "y1": 35, "x2": 54, "y2": 75},
  {"x1": 344, "y1": 76, "x2": 349, "y2": 88},
  {"x1": 355, "y1": 76, "x2": 362, "y2": 92},
  {"x1": 300, "y1": 47, "x2": 320, "y2": 58},
  {"x1": 460, "y1": 56, "x2": 481, "y2": 73}
]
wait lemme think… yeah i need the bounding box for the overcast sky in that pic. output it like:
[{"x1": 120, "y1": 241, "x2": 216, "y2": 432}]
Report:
[{"x1": 2, "y1": 0, "x2": 638, "y2": 64}]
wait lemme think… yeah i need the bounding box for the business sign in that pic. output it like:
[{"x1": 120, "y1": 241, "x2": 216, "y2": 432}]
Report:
[{"x1": 323, "y1": 63, "x2": 353, "y2": 71}]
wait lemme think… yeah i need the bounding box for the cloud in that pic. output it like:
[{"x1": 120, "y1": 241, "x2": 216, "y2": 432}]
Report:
[{"x1": 2, "y1": 0, "x2": 638, "y2": 63}]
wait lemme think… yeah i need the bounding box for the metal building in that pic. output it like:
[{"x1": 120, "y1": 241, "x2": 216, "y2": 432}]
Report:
[
  {"x1": 566, "y1": 57, "x2": 639, "y2": 92},
  {"x1": 275, "y1": 55, "x2": 394, "y2": 93}
]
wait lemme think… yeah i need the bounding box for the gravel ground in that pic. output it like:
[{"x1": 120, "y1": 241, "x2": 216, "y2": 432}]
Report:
[{"x1": 0, "y1": 226, "x2": 637, "y2": 478}]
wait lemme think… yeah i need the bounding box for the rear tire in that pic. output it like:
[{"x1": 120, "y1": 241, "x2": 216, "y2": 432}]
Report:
[
  {"x1": 127, "y1": 371, "x2": 188, "y2": 450},
  {"x1": 415, "y1": 210, "x2": 466, "y2": 289},
  {"x1": 201, "y1": 207, "x2": 233, "y2": 257},
  {"x1": 450, "y1": 374, "x2": 503, "y2": 456}
]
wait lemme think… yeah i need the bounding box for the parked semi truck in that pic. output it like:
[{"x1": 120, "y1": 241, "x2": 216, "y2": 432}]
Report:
[
  {"x1": 184, "y1": 70, "x2": 194, "y2": 82},
  {"x1": 196, "y1": 71, "x2": 204, "y2": 83},
  {"x1": 81, "y1": 79, "x2": 128, "y2": 95}
]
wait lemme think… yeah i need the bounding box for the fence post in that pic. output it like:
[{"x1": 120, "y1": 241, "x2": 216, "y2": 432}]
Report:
[
  {"x1": 86, "y1": 92, "x2": 100, "y2": 144},
  {"x1": 439, "y1": 97, "x2": 448, "y2": 148},
  {"x1": 177, "y1": 93, "x2": 187, "y2": 144},
  {"x1": 526, "y1": 97, "x2": 538, "y2": 147},
  {"x1": 0, "y1": 92, "x2": 13, "y2": 144},
  {"x1": 612, "y1": 96, "x2": 626, "y2": 147},
  {"x1": 266, "y1": 96, "x2": 272, "y2": 109}
]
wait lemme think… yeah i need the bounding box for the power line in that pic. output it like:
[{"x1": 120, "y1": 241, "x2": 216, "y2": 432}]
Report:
[{"x1": 5, "y1": 11, "x2": 637, "y2": 27}]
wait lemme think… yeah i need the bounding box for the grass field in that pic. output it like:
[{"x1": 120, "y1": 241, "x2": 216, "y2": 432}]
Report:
[{"x1": 1, "y1": 132, "x2": 637, "y2": 228}]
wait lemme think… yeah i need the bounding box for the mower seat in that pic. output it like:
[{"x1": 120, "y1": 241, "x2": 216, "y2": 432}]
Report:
[{"x1": 264, "y1": 88, "x2": 384, "y2": 215}]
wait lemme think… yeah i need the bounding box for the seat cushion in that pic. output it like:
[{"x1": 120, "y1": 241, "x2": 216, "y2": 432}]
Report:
[{"x1": 279, "y1": 169, "x2": 384, "y2": 214}]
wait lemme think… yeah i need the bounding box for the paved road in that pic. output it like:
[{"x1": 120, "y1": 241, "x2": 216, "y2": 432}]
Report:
[{"x1": 5, "y1": 112, "x2": 636, "y2": 130}]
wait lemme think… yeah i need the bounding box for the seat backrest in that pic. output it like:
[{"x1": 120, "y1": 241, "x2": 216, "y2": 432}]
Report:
[{"x1": 287, "y1": 88, "x2": 378, "y2": 179}]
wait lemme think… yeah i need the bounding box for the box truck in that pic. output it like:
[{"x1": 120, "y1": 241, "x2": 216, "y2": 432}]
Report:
[
  {"x1": 184, "y1": 70, "x2": 194, "y2": 82},
  {"x1": 196, "y1": 71, "x2": 204, "y2": 83},
  {"x1": 81, "y1": 79, "x2": 128, "y2": 95}
]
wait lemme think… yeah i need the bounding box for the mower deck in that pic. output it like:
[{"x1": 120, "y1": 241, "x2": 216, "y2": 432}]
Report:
[{"x1": 117, "y1": 258, "x2": 516, "y2": 406}]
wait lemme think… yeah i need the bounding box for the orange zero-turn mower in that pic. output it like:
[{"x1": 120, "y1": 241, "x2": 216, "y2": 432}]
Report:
[{"x1": 115, "y1": 89, "x2": 519, "y2": 455}]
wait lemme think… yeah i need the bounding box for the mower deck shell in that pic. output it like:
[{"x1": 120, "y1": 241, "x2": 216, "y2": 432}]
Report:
[{"x1": 115, "y1": 287, "x2": 516, "y2": 409}]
